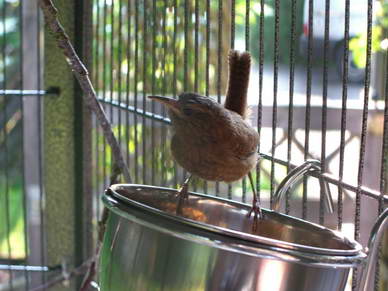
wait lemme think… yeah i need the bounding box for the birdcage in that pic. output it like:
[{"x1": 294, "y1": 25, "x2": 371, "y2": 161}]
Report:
[{"x1": 0, "y1": 0, "x2": 387, "y2": 290}]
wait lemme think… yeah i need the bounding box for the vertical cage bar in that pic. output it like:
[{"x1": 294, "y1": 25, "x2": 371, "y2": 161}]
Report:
[
  {"x1": 270, "y1": 0, "x2": 280, "y2": 208},
  {"x1": 92, "y1": 0, "x2": 97, "y2": 212},
  {"x1": 240, "y1": 0, "x2": 248, "y2": 202},
  {"x1": 217, "y1": 0, "x2": 222, "y2": 105},
  {"x1": 118, "y1": 0, "x2": 123, "y2": 154},
  {"x1": 355, "y1": 0, "x2": 374, "y2": 239},
  {"x1": 242, "y1": 0, "x2": 250, "y2": 202},
  {"x1": 338, "y1": 0, "x2": 351, "y2": 231},
  {"x1": 183, "y1": 0, "x2": 191, "y2": 92},
  {"x1": 203, "y1": 0, "x2": 210, "y2": 193},
  {"x1": 245, "y1": 0, "x2": 249, "y2": 51},
  {"x1": 125, "y1": 0, "x2": 132, "y2": 179},
  {"x1": 94, "y1": 0, "x2": 101, "y2": 221},
  {"x1": 194, "y1": 0, "x2": 199, "y2": 94},
  {"x1": 303, "y1": 0, "x2": 314, "y2": 219},
  {"x1": 172, "y1": 0, "x2": 177, "y2": 97},
  {"x1": 161, "y1": 0, "x2": 168, "y2": 186},
  {"x1": 286, "y1": 0, "x2": 297, "y2": 215},
  {"x1": 353, "y1": 1, "x2": 374, "y2": 290},
  {"x1": 151, "y1": 0, "x2": 156, "y2": 186},
  {"x1": 134, "y1": 0, "x2": 139, "y2": 183},
  {"x1": 230, "y1": 0, "x2": 235, "y2": 50},
  {"x1": 192, "y1": 0, "x2": 199, "y2": 192},
  {"x1": 172, "y1": 0, "x2": 178, "y2": 188},
  {"x1": 173, "y1": 0, "x2": 178, "y2": 98},
  {"x1": 109, "y1": 0, "x2": 115, "y2": 180},
  {"x1": 142, "y1": 0, "x2": 147, "y2": 184},
  {"x1": 184, "y1": 0, "x2": 189, "y2": 91},
  {"x1": 256, "y1": 0, "x2": 265, "y2": 204},
  {"x1": 228, "y1": 0, "x2": 236, "y2": 199},
  {"x1": 215, "y1": 0, "x2": 223, "y2": 196},
  {"x1": 102, "y1": 0, "x2": 108, "y2": 188},
  {"x1": 241, "y1": 0, "x2": 250, "y2": 203},
  {"x1": 95, "y1": 0, "x2": 105, "y2": 220},
  {"x1": 320, "y1": 0, "x2": 330, "y2": 225}
]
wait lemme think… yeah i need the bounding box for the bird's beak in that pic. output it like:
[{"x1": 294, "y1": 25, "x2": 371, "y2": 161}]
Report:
[{"x1": 148, "y1": 95, "x2": 180, "y2": 112}]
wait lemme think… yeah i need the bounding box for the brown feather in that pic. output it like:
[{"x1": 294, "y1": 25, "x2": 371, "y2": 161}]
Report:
[{"x1": 224, "y1": 50, "x2": 251, "y2": 119}]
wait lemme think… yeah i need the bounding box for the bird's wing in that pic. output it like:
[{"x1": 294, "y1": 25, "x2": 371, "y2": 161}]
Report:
[{"x1": 225, "y1": 114, "x2": 259, "y2": 160}]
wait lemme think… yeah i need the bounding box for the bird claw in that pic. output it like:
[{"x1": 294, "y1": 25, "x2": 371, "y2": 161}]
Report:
[
  {"x1": 178, "y1": 183, "x2": 189, "y2": 199},
  {"x1": 247, "y1": 198, "x2": 263, "y2": 218},
  {"x1": 247, "y1": 201, "x2": 263, "y2": 232},
  {"x1": 176, "y1": 183, "x2": 190, "y2": 216}
]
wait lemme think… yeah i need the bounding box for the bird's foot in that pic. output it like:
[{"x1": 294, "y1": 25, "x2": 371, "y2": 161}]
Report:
[
  {"x1": 178, "y1": 183, "x2": 189, "y2": 199},
  {"x1": 176, "y1": 182, "x2": 190, "y2": 216},
  {"x1": 247, "y1": 200, "x2": 264, "y2": 232},
  {"x1": 247, "y1": 197, "x2": 263, "y2": 219}
]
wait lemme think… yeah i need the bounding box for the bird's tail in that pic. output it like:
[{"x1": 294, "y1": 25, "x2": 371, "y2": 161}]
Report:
[{"x1": 224, "y1": 50, "x2": 251, "y2": 119}]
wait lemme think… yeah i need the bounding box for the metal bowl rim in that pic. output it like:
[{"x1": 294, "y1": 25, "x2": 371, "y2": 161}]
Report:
[
  {"x1": 108, "y1": 184, "x2": 364, "y2": 258},
  {"x1": 103, "y1": 195, "x2": 367, "y2": 268}
]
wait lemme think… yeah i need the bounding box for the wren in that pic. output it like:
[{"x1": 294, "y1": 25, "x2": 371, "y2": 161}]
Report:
[{"x1": 149, "y1": 50, "x2": 262, "y2": 220}]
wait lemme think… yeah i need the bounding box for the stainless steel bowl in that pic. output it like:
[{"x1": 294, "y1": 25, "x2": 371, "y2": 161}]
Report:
[{"x1": 100, "y1": 184, "x2": 366, "y2": 291}]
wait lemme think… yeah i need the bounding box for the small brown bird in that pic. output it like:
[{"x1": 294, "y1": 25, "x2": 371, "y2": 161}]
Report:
[{"x1": 149, "y1": 50, "x2": 262, "y2": 219}]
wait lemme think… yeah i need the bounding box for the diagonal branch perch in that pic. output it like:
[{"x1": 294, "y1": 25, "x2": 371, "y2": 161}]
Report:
[{"x1": 39, "y1": 0, "x2": 131, "y2": 183}]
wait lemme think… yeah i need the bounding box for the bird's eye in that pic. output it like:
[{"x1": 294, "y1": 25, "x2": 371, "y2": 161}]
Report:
[{"x1": 183, "y1": 107, "x2": 193, "y2": 116}]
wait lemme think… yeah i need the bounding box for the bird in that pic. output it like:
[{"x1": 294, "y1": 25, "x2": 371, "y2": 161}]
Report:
[{"x1": 149, "y1": 50, "x2": 262, "y2": 220}]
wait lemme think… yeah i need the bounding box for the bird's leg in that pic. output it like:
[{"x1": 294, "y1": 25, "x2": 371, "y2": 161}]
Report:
[
  {"x1": 246, "y1": 172, "x2": 263, "y2": 230},
  {"x1": 176, "y1": 174, "x2": 193, "y2": 215},
  {"x1": 178, "y1": 174, "x2": 193, "y2": 198}
]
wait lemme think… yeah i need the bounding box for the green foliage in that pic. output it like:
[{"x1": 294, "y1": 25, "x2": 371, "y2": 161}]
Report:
[
  {"x1": 376, "y1": 1, "x2": 388, "y2": 32},
  {"x1": 0, "y1": 178, "x2": 26, "y2": 259},
  {"x1": 0, "y1": 0, "x2": 26, "y2": 261},
  {"x1": 348, "y1": 2, "x2": 388, "y2": 69}
]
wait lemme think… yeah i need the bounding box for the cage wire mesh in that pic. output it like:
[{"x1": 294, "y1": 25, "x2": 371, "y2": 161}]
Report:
[
  {"x1": 0, "y1": 0, "x2": 49, "y2": 290},
  {"x1": 91, "y1": 0, "x2": 387, "y2": 290},
  {"x1": 0, "y1": 0, "x2": 387, "y2": 290}
]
